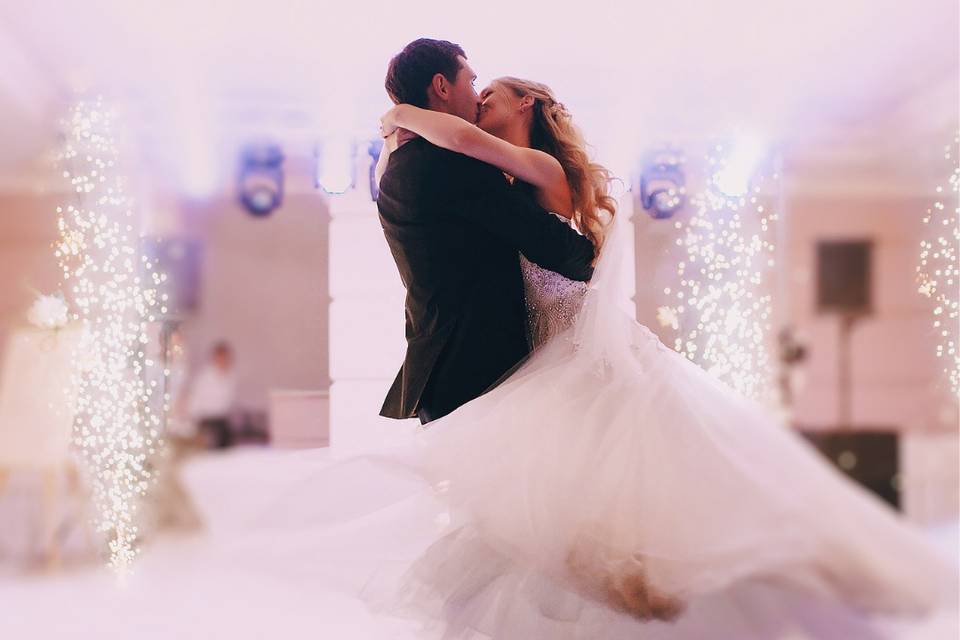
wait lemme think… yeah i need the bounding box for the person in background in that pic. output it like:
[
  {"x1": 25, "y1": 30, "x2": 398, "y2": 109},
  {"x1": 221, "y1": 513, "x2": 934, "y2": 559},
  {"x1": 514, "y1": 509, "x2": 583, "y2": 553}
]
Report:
[{"x1": 186, "y1": 341, "x2": 238, "y2": 449}]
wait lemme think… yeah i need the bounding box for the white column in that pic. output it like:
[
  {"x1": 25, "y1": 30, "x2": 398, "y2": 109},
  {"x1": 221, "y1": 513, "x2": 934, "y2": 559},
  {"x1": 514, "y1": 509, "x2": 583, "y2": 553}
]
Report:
[
  {"x1": 901, "y1": 430, "x2": 960, "y2": 525},
  {"x1": 326, "y1": 162, "x2": 412, "y2": 454}
]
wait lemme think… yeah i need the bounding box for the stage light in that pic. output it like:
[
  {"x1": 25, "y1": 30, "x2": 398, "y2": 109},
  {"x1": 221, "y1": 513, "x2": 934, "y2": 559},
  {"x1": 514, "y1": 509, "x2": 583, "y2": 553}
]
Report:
[
  {"x1": 316, "y1": 137, "x2": 355, "y2": 195},
  {"x1": 639, "y1": 149, "x2": 686, "y2": 219},
  {"x1": 713, "y1": 134, "x2": 765, "y2": 198},
  {"x1": 238, "y1": 144, "x2": 284, "y2": 217}
]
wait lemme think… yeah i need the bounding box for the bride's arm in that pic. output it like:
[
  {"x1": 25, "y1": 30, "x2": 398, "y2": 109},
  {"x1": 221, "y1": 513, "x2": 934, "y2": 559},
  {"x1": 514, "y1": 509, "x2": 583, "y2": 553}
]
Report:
[
  {"x1": 374, "y1": 134, "x2": 393, "y2": 189},
  {"x1": 381, "y1": 104, "x2": 571, "y2": 216},
  {"x1": 375, "y1": 128, "x2": 420, "y2": 190}
]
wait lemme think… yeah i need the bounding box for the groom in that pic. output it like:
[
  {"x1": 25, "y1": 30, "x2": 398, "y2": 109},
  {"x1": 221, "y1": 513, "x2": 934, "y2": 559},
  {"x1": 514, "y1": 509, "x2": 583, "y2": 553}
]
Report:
[{"x1": 377, "y1": 38, "x2": 594, "y2": 424}]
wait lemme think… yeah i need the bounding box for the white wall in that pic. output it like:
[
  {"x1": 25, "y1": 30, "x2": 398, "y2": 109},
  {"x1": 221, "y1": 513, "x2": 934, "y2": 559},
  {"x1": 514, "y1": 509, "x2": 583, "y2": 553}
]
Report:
[
  {"x1": 631, "y1": 186, "x2": 958, "y2": 523},
  {"x1": 0, "y1": 192, "x2": 62, "y2": 349},
  {"x1": 0, "y1": 188, "x2": 332, "y2": 418},
  {"x1": 178, "y1": 193, "x2": 331, "y2": 413}
]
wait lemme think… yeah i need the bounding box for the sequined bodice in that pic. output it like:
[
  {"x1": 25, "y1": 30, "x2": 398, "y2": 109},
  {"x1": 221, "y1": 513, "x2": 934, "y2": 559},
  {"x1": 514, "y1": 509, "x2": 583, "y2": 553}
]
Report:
[{"x1": 520, "y1": 252, "x2": 589, "y2": 350}]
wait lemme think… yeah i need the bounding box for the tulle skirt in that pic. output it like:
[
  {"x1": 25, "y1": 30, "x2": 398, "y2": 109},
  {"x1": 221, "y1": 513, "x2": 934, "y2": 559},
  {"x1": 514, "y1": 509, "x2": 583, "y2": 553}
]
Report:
[
  {"x1": 373, "y1": 319, "x2": 958, "y2": 638},
  {"x1": 240, "y1": 312, "x2": 956, "y2": 639}
]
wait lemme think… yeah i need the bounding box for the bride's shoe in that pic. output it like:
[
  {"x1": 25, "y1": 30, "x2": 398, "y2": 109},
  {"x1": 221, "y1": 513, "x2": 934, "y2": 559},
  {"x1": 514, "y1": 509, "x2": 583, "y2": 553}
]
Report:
[
  {"x1": 608, "y1": 563, "x2": 686, "y2": 621},
  {"x1": 565, "y1": 537, "x2": 685, "y2": 622}
]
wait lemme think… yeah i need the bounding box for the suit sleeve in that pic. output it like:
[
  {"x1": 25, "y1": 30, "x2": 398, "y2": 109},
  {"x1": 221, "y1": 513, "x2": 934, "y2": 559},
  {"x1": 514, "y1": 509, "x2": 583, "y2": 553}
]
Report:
[{"x1": 441, "y1": 152, "x2": 595, "y2": 282}]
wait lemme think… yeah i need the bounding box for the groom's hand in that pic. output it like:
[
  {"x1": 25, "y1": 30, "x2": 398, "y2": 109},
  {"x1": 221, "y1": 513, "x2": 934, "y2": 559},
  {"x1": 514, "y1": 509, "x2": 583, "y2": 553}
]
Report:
[{"x1": 379, "y1": 107, "x2": 399, "y2": 138}]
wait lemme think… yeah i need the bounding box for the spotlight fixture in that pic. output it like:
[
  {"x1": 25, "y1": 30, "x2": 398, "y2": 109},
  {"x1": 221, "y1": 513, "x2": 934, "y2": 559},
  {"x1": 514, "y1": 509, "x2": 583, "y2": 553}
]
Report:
[
  {"x1": 238, "y1": 144, "x2": 284, "y2": 217},
  {"x1": 639, "y1": 149, "x2": 686, "y2": 219}
]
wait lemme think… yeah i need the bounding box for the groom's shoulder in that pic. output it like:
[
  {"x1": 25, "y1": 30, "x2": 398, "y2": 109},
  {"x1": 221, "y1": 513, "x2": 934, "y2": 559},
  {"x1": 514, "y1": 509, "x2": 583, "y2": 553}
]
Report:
[{"x1": 395, "y1": 137, "x2": 495, "y2": 176}]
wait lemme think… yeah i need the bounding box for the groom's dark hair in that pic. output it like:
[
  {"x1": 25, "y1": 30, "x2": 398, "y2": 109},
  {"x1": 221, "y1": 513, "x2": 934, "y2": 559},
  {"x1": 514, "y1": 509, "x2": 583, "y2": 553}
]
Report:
[{"x1": 385, "y1": 38, "x2": 466, "y2": 108}]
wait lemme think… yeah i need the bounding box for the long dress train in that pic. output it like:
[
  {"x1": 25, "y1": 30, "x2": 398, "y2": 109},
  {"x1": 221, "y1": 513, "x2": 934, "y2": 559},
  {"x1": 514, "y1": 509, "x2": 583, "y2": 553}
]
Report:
[
  {"x1": 245, "y1": 210, "x2": 956, "y2": 639},
  {"x1": 368, "y1": 211, "x2": 957, "y2": 638}
]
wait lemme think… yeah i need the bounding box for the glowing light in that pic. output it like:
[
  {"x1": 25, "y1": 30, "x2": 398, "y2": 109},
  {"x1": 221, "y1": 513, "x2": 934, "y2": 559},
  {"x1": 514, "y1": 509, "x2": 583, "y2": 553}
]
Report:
[
  {"x1": 667, "y1": 141, "x2": 778, "y2": 403},
  {"x1": 316, "y1": 137, "x2": 355, "y2": 194},
  {"x1": 656, "y1": 305, "x2": 679, "y2": 330},
  {"x1": 27, "y1": 293, "x2": 70, "y2": 330},
  {"x1": 55, "y1": 97, "x2": 162, "y2": 574},
  {"x1": 916, "y1": 132, "x2": 960, "y2": 396},
  {"x1": 713, "y1": 134, "x2": 765, "y2": 197}
]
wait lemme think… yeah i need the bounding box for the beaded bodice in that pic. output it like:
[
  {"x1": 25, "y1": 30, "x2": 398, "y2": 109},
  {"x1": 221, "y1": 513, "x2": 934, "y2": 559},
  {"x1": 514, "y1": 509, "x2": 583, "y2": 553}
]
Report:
[{"x1": 520, "y1": 248, "x2": 589, "y2": 350}]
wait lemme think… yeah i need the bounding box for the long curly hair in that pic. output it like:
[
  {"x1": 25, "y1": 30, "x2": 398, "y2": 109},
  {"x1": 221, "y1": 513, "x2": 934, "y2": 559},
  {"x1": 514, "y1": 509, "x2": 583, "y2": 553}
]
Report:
[{"x1": 496, "y1": 76, "x2": 616, "y2": 254}]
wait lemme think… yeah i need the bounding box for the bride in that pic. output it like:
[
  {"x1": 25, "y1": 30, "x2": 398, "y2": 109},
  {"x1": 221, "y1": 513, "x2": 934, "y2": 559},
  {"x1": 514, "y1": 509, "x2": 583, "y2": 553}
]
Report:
[{"x1": 366, "y1": 76, "x2": 958, "y2": 637}]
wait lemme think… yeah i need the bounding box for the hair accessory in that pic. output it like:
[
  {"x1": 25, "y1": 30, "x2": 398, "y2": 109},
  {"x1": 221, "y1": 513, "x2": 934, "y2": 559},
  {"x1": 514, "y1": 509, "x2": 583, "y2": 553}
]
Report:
[{"x1": 548, "y1": 101, "x2": 570, "y2": 119}]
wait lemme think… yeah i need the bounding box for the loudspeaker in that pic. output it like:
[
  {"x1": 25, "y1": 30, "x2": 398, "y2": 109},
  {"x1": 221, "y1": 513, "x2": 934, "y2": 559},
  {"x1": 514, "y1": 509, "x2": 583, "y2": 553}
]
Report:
[
  {"x1": 801, "y1": 430, "x2": 899, "y2": 509},
  {"x1": 816, "y1": 240, "x2": 872, "y2": 314}
]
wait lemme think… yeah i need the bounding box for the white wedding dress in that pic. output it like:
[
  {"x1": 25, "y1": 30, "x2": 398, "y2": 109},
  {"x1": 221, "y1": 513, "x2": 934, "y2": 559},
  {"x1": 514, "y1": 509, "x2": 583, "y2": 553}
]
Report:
[
  {"x1": 244, "y1": 213, "x2": 955, "y2": 639},
  {"x1": 356, "y1": 212, "x2": 957, "y2": 639}
]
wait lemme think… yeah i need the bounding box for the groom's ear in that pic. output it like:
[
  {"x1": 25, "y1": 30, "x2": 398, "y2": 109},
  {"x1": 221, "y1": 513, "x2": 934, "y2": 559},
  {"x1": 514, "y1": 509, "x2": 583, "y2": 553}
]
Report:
[{"x1": 430, "y1": 72, "x2": 450, "y2": 103}]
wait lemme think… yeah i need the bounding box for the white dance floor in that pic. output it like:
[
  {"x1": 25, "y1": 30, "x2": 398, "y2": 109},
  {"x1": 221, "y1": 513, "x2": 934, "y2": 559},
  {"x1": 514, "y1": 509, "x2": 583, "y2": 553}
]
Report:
[{"x1": 0, "y1": 446, "x2": 957, "y2": 639}]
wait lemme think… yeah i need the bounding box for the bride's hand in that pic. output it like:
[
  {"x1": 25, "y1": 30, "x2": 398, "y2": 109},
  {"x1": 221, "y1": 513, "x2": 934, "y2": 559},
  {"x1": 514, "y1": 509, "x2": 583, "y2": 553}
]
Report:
[
  {"x1": 395, "y1": 127, "x2": 417, "y2": 146},
  {"x1": 379, "y1": 106, "x2": 401, "y2": 138},
  {"x1": 384, "y1": 128, "x2": 417, "y2": 153},
  {"x1": 375, "y1": 127, "x2": 417, "y2": 188}
]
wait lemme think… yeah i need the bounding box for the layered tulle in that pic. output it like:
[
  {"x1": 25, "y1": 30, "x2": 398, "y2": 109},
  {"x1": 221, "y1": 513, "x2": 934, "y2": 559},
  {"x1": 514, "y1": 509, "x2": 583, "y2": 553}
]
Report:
[
  {"x1": 378, "y1": 210, "x2": 958, "y2": 638},
  {"x1": 237, "y1": 212, "x2": 957, "y2": 638},
  {"x1": 213, "y1": 434, "x2": 956, "y2": 640},
  {"x1": 397, "y1": 319, "x2": 955, "y2": 635}
]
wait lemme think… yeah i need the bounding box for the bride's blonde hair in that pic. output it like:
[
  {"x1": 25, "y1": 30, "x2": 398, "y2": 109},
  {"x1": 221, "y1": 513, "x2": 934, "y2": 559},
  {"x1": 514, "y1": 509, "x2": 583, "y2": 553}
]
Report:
[{"x1": 496, "y1": 77, "x2": 616, "y2": 253}]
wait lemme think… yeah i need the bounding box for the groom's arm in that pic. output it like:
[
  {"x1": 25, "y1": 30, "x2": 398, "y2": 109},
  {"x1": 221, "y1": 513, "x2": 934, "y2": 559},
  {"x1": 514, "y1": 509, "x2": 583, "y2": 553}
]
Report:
[{"x1": 441, "y1": 151, "x2": 595, "y2": 282}]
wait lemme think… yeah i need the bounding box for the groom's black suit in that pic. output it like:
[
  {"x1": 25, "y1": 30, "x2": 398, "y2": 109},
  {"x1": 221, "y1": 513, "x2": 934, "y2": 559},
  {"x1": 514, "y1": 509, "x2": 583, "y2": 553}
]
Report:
[{"x1": 377, "y1": 137, "x2": 594, "y2": 423}]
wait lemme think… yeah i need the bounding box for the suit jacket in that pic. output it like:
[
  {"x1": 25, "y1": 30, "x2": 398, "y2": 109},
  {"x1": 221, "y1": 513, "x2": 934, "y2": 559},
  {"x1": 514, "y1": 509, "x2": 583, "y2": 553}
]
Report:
[{"x1": 377, "y1": 137, "x2": 595, "y2": 422}]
